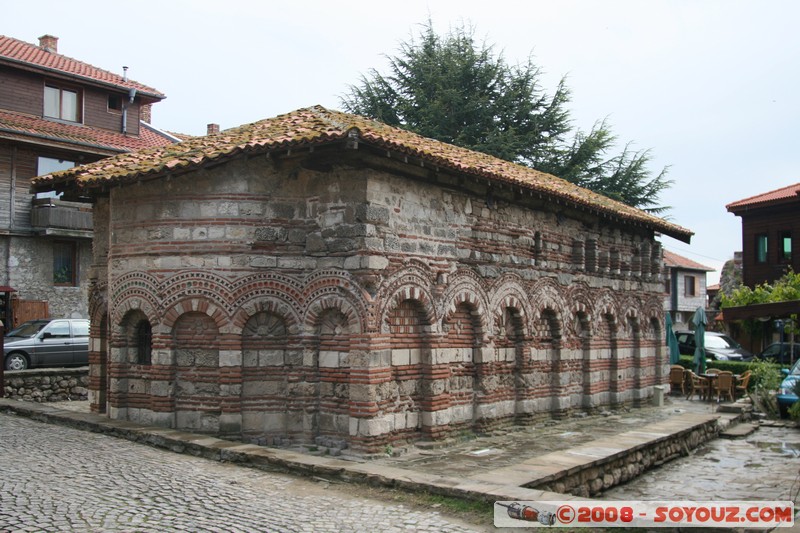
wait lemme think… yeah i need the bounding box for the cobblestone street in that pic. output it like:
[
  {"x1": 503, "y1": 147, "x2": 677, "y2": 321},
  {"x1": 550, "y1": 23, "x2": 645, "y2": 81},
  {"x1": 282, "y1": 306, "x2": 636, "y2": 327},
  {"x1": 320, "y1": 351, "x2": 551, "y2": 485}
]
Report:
[{"x1": 0, "y1": 413, "x2": 482, "y2": 533}]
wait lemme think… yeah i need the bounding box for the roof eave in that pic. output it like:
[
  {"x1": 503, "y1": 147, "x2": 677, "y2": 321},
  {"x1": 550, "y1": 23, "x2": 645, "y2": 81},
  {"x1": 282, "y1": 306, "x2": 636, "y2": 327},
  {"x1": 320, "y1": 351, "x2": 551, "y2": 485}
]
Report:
[{"x1": 0, "y1": 57, "x2": 165, "y2": 100}]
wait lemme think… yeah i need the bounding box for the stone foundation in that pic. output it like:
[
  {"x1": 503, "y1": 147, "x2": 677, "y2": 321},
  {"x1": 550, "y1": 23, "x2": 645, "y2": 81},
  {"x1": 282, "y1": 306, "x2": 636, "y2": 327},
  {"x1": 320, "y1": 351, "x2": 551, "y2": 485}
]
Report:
[
  {"x1": 529, "y1": 418, "x2": 719, "y2": 497},
  {"x1": 2, "y1": 368, "x2": 89, "y2": 402}
]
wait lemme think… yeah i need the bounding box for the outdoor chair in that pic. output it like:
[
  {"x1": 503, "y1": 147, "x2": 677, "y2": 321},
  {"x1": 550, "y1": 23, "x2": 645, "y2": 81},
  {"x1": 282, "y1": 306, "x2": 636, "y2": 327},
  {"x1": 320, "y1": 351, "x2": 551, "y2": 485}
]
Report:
[
  {"x1": 669, "y1": 365, "x2": 686, "y2": 395},
  {"x1": 713, "y1": 371, "x2": 735, "y2": 402},
  {"x1": 705, "y1": 368, "x2": 720, "y2": 374},
  {"x1": 686, "y1": 371, "x2": 710, "y2": 401},
  {"x1": 735, "y1": 370, "x2": 751, "y2": 399}
]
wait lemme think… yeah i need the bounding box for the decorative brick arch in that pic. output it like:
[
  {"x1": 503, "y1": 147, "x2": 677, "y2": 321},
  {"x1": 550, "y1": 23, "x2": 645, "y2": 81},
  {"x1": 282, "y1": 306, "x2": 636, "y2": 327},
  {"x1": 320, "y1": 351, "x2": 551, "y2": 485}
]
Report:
[
  {"x1": 88, "y1": 279, "x2": 109, "y2": 328},
  {"x1": 592, "y1": 290, "x2": 621, "y2": 334},
  {"x1": 377, "y1": 262, "x2": 438, "y2": 334},
  {"x1": 529, "y1": 278, "x2": 567, "y2": 339},
  {"x1": 161, "y1": 270, "x2": 237, "y2": 324},
  {"x1": 233, "y1": 295, "x2": 302, "y2": 337},
  {"x1": 642, "y1": 296, "x2": 666, "y2": 341},
  {"x1": 109, "y1": 271, "x2": 160, "y2": 328},
  {"x1": 302, "y1": 269, "x2": 369, "y2": 335},
  {"x1": 439, "y1": 269, "x2": 489, "y2": 343},
  {"x1": 566, "y1": 288, "x2": 595, "y2": 340},
  {"x1": 162, "y1": 297, "x2": 229, "y2": 333},
  {"x1": 489, "y1": 274, "x2": 533, "y2": 339}
]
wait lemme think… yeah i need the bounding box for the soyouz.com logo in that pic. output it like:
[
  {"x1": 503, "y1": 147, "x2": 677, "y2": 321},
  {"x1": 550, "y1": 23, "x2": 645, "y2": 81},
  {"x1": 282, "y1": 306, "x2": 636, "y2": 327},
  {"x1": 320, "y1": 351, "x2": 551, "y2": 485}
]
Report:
[{"x1": 493, "y1": 500, "x2": 795, "y2": 528}]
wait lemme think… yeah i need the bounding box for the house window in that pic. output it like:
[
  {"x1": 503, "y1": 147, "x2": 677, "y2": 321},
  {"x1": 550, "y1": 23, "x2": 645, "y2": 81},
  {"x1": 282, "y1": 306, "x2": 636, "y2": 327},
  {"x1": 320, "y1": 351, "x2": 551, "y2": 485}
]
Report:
[
  {"x1": 664, "y1": 275, "x2": 671, "y2": 294},
  {"x1": 780, "y1": 231, "x2": 792, "y2": 262},
  {"x1": 684, "y1": 275, "x2": 696, "y2": 297},
  {"x1": 108, "y1": 94, "x2": 123, "y2": 112},
  {"x1": 755, "y1": 234, "x2": 768, "y2": 263},
  {"x1": 44, "y1": 84, "x2": 80, "y2": 122},
  {"x1": 53, "y1": 241, "x2": 77, "y2": 286}
]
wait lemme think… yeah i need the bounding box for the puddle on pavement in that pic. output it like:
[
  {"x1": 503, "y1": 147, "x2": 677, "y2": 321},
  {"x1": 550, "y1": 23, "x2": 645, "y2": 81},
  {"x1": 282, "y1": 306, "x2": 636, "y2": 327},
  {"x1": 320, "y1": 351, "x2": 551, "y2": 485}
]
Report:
[
  {"x1": 752, "y1": 439, "x2": 800, "y2": 457},
  {"x1": 602, "y1": 425, "x2": 800, "y2": 501}
]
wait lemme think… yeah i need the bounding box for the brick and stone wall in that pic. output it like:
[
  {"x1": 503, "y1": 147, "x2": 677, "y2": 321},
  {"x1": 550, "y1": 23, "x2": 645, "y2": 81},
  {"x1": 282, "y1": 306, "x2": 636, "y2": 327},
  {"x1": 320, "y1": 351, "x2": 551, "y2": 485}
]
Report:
[
  {"x1": 87, "y1": 149, "x2": 669, "y2": 454},
  {"x1": 2, "y1": 368, "x2": 89, "y2": 402}
]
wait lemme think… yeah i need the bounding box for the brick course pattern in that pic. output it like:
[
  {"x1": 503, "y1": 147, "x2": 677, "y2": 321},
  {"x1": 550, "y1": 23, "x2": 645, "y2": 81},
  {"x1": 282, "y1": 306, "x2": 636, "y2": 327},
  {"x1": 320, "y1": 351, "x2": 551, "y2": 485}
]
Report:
[
  {"x1": 79, "y1": 151, "x2": 671, "y2": 454},
  {"x1": 44, "y1": 107, "x2": 689, "y2": 455}
]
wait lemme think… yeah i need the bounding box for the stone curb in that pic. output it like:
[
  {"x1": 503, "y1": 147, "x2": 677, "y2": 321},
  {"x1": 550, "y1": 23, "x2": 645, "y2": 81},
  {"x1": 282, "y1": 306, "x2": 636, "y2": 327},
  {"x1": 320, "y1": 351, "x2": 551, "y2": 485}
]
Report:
[{"x1": 0, "y1": 399, "x2": 577, "y2": 505}]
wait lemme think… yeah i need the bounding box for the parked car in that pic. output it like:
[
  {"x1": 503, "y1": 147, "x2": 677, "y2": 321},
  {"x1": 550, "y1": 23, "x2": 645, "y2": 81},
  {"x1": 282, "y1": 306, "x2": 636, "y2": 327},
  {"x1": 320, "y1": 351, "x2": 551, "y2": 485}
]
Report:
[
  {"x1": 3, "y1": 318, "x2": 89, "y2": 370},
  {"x1": 754, "y1": 342, "x2": 800, "y2": 366},
  {"x1": 777, "y1": 358, "x2": 800, "y2": 418},
  {"x1": 675, "y1": 330, "x2": 753, "y2": 361}
]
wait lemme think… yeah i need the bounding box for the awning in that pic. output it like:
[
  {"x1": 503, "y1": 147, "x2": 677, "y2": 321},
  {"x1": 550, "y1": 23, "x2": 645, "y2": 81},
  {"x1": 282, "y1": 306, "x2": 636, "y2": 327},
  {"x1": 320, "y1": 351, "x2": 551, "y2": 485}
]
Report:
[{"x1": 722, "y1": 300, "x2": 800, "y2": 321}]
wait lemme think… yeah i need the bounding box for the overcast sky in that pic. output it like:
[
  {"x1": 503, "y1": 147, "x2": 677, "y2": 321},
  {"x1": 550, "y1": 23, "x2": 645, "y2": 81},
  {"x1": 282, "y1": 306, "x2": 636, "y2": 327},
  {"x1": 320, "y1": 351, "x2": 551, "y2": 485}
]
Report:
[{"x1": 6, "y1": 0, "x2": 799, "y2": 284}]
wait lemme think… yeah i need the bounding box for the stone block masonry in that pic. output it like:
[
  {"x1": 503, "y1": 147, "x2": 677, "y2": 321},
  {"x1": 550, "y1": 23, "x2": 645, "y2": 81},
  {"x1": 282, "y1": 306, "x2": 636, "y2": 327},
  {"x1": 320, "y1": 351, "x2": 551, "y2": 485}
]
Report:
[
  {"x1": 85, "y1": 142, "x2": 673, "y2": 455},
  {"x1": 3, "y1": 368, "x2": 89, "y2": 402}
]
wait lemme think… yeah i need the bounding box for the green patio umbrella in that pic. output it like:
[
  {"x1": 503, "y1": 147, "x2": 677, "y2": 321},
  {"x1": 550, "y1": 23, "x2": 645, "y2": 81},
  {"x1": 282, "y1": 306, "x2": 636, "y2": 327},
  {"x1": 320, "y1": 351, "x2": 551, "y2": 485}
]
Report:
[
  {"x1": 666, "y1": 313, "x2": 680, "y2": 364},
  {"x1": 692, "y1": 307, "x2": 707, "y2": 374}
]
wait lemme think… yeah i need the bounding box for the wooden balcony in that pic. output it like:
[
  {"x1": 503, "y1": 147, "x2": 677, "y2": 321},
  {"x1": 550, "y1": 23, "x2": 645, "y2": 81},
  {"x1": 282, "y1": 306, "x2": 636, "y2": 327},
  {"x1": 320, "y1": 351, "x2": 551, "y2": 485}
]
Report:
[{"x1": 30, "y1": 198, "x2": 93, "y2": 237}]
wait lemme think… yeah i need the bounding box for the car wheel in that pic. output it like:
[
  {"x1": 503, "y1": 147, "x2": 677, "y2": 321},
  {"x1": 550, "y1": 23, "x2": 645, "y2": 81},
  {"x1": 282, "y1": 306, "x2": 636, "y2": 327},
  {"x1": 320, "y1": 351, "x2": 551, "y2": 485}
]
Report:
[{"x1": 5, "y1": 352, "x2": 29, "y2": 371}]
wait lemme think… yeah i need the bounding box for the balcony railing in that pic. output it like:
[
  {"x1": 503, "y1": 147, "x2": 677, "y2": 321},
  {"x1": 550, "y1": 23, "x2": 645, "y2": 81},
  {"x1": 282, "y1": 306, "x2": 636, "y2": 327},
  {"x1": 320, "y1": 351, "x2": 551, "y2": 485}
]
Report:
[{"x1": 30, "y1": 198, "x2": 93, "y2": 233}]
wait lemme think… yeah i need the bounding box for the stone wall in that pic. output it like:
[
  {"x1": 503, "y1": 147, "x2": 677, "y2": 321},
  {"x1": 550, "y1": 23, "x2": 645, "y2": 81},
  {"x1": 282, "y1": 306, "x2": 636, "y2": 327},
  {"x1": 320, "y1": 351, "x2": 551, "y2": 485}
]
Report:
[
  {"x1": 87, "y1": 149, "x2": 672, "y2": 454},
  {"x1": 2, "y1": 367, "x2": 89, "y2": 402},
  {"x1": 531, "y1": 418, "x2": 718, "y2": 497}
]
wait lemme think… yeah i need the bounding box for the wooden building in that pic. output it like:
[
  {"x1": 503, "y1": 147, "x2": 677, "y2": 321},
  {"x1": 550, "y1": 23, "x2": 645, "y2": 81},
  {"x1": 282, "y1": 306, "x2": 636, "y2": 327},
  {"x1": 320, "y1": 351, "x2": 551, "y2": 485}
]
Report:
[
  {"x1": 727, "y1": 183, "x2": 800, "y2": 288},
  {"x1": 0, "y1": 33, "x2": 176, "y2": 326}
]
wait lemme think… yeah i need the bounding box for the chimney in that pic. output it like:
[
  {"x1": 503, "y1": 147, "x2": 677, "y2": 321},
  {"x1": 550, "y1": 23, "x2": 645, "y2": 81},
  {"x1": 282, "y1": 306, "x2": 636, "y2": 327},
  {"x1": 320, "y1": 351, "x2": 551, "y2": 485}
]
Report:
[
  {"x1": 140, "y1": 104, "x2": 152, "y2": 124},
  {"x1": 207, "y1": 123, "x2": 220, "y2": 135},
  {"x1": 38, "y1": 35, "x2": 58, "y2": 53}
]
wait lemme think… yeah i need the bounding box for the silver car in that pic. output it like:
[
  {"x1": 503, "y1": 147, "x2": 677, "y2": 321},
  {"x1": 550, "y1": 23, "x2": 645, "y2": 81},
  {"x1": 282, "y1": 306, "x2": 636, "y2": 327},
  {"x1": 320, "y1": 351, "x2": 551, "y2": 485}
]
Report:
[{"x1": 3, "y1": 318, "x2": 89, "y2": 370}]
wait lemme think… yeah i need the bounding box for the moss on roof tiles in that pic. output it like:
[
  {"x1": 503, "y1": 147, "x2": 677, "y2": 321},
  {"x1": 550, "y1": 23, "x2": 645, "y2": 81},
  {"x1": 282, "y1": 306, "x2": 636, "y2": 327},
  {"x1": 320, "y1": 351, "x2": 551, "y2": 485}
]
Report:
[{"x1": 34, "y1": 105, "x2": 692, "y2": 241}]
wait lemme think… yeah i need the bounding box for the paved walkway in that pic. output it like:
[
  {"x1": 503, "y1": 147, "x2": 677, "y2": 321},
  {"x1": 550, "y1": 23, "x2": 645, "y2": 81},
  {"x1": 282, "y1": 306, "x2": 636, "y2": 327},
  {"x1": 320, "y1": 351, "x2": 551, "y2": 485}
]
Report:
[
  {"x1": 0, "y1": 395, "x2": 740, "y2": 503},
  {"x1": 0, "y1": 413, "x2": 480, "y2": 533}
]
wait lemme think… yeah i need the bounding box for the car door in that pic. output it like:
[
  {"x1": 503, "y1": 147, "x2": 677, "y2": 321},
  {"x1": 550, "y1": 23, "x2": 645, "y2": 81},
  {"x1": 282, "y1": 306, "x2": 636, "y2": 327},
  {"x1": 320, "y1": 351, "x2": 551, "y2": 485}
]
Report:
[
  {"x1": 35, "y1": 320, "x2": 73, "y2": 366},
  {"x1": 70, "y1": 320, "x2": 89, "y2": 365}
]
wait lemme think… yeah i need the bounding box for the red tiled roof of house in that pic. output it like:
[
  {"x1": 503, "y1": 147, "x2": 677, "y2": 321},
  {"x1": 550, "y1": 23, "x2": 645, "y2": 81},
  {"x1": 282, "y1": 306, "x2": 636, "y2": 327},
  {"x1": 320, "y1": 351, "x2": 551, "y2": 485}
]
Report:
[
  {"x1": 726, "y1": 182, "x2": 800, "y2": 212},
  {"x1": 0, "y1": 109, "x2": 177, "y2": 154},
  {"x1": 663, "y1": 250, "x2": 714, "y2": 271},
  {"x1": 33, "y1": 105, "x2": 693, "y2": 242},
  {"x1": 0, "y1": 34, "x2": 165, "y2": 99}
]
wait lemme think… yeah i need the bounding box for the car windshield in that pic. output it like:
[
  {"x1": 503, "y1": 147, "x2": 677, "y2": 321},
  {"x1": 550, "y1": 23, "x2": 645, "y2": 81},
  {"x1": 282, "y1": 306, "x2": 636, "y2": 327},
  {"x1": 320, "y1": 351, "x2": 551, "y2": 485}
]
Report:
[
  {"x1": 5, "y1": 321, "x2": 48, "y2": 338},
  {"x1": 704, "y1": 334, "x2": 740, "y2": 350},
  {"x1": 790, "y1": 360, "x2": 800, "y2": 376}
]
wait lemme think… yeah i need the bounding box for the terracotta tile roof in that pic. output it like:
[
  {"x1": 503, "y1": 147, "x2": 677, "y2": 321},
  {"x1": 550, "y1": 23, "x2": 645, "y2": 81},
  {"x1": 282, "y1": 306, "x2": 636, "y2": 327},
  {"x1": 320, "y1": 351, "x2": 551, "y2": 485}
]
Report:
[
  {"x1": 0, "y1": 34, "x2": 165, "y2": 99},
  {"x1": 726, "y1": 182, "x2": 800, "y2": 213},
  {"x1": 0, "y1": 109, "x2": 176, "y2": 154},
  {"x1": 663, "y1": 250, "x2": 714, "y2": 271},
  {"x1": 33, "y1": 105, "x2": 693, "y2": 242}
]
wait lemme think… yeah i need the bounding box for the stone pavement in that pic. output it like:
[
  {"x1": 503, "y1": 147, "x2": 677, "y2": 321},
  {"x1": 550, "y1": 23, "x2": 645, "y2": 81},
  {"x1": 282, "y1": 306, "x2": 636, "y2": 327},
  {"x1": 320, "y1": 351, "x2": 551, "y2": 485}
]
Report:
[
  {"x1": 0, "y1": 393, "x2": 793, "y2": 531},
  {"x1": 0, "y1": 413, "x2": 480, "y2": 533}
]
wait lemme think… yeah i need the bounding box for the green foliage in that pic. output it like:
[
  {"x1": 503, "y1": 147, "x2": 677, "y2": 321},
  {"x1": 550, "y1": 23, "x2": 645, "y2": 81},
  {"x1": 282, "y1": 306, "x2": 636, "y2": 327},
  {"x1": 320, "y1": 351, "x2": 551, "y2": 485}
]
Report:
[
  {"x1": 721, "y1": 270, "x2": 800, "y2": 336},
  {"x1": 722, "y1": 269, "x2": 800, "y2": 308},
  {"x1": 676, "y1": 355, "x2": 752, "y2": 374},
  {"x1": 341, "y1": 20, "x2": 672, "y2": 213},
  {"x1": 747, "y1": 358, "x2": 782, "y2": 417}
]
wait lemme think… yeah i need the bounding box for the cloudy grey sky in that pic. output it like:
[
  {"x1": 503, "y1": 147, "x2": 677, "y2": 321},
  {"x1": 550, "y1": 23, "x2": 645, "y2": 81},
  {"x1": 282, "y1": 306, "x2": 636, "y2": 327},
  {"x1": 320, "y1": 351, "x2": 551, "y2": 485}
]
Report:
[{"x1": 6, "y1": 0, "x2": 799, "y2": 284}]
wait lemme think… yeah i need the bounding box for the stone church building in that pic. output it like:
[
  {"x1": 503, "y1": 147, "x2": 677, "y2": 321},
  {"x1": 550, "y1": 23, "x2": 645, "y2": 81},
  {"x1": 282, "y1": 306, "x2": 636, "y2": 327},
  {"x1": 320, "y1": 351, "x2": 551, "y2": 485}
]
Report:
[{"x1": 35, "y1": 106, "x2": 692, "y2": 454}]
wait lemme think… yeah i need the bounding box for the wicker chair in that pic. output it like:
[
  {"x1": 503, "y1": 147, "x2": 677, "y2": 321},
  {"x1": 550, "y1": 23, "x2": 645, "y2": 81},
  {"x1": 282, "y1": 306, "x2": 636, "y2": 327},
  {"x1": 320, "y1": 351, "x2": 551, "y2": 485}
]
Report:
[
  {"x1": 713, "y1": 371, "x2": 735, "y2": 402},
  {"x1": 686, "y1": 370, "x2": 710, "y2": 401},
  {"x1": 669, "y1": 365, "x2": 686, "y2": 395},
  {"x1": 735, "y1": 370, "x2": 751, "y2": 399}
]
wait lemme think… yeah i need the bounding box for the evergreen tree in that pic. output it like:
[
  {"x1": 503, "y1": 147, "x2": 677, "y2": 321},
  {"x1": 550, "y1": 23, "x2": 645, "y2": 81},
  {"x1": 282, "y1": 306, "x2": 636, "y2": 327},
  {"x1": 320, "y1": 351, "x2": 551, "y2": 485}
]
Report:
[{"x1": 342, "y1": 21, "x2": 672, "y2": 213}]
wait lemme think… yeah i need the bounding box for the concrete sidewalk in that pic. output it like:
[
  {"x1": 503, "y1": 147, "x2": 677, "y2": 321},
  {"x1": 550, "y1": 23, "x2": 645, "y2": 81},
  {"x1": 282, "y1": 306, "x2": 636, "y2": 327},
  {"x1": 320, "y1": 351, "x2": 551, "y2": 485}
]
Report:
[{"x1": 0, "y1": 395, "x2": 745, "y2": 504}]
